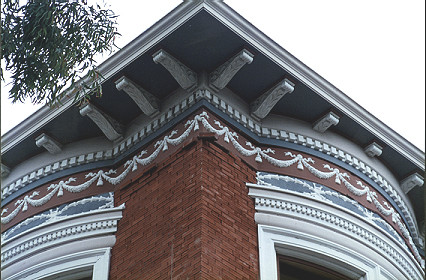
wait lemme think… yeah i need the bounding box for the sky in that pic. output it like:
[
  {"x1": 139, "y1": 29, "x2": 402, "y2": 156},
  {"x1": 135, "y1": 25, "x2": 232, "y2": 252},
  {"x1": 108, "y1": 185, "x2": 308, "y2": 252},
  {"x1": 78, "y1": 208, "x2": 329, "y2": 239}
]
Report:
[{"x1": 1, "y1": 0, "x2": 425, "y2": 151}]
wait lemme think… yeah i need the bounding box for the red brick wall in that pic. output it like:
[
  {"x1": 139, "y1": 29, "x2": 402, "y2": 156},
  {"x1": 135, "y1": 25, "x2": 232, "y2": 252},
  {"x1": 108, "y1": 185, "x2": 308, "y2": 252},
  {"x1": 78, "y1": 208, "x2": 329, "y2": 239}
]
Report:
[{"x1": 109, "y1": 137, "x2": 259, "y2": 279}]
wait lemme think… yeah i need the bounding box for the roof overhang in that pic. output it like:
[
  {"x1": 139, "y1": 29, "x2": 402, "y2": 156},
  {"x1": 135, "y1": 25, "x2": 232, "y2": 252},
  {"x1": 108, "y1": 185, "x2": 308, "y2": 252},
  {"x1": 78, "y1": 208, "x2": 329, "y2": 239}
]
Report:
[{"x1": 1, "y1": 0, "x2": 424, "y2": 236}]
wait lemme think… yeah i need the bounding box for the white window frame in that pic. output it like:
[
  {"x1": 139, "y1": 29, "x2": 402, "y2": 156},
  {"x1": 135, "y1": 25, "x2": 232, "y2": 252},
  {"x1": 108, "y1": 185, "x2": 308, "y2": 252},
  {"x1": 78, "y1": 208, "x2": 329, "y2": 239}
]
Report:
[
  {"x1": 248, "y1": 181, "x2": 421, "y2": 280},
  {"x1": 1, "y1": 205, "x2": 124, "y2": 280},
  {"x1": 12, "y1": 248, "x2": 111, "y2": 280},
  {"x1": 258, "y1": 224, "x2": 379, "y2": 280}
]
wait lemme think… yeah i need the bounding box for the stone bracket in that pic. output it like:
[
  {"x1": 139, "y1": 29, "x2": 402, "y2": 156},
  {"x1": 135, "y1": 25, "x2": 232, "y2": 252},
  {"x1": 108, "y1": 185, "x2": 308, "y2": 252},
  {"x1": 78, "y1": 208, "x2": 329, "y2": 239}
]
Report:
[
  {"x1": 35, "y1": 133, "x2": 63, "y2": 154},
  {"x1": 1, "y1": 164, "x2": 11, "y2": 178},
  {"x1": 153, "y1": 49, "x2": 197, "y2": 91},
  {"x1": 364, "y1": 142, "x2": 383, "y2": 158},
  {"x1": 313, "y1": 111, "x2": 340, "y2": 133},
  {"x1": 209, "y1": 49, "x2": 254, "y2": 91},
  {"x1": 80, "y1": 103, "x2": 124, "y2": 142},
  {"x1": 115, "y1": 76, "x2": 160, "y2": 118},
  {"x1": 250, "y1": 78, "x2": 295, "y2": 120},
  {"x1": 401, "y1": 173, "x2": 424, "y2": 194}
]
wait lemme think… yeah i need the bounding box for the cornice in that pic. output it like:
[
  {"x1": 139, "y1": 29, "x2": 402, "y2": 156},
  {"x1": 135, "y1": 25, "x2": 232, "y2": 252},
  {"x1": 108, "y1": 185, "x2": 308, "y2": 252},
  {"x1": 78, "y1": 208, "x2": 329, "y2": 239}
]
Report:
[
  {"x1": 0, "y1": 0, "x2": 202, "y2": 155},
  {"x1": 1, "y1": 93, "x2": 421, "y2": 248},
  {"x1": 248, "y1": 173, "x2": 423, "y2": 267},
  {"x1": 1, "y1": 108, "x2": 421, "y2": 261},
  {"x1": 203, "y1": 1, "x2": 425, "y2": 169},
  {"x1": 1, "y1": 204, "x2": 124, "y2": 269},
  {"x1": 249, "y1": 185, "x2": 423, "y2": 278}
]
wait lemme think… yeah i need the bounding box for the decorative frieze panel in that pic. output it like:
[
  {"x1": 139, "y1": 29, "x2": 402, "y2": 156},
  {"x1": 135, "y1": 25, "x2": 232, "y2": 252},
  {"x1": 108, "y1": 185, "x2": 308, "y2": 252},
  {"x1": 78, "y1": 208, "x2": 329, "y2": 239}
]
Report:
[
  {"x1": 1, "y1": 110, "x2": 418, "y2": 264},
  {"x1": 252, "y1": 192, "x2": 423, "y2": 279},
  {"x1": 1, "y1": 198, "x2": 124, "y2": 270},
  {"x1": 251, "y1": 173, "x2": 423, "y2": 266},
  {"x1": 2, "y1": 193, "x2": 115, "y2": 243},
  {"x1": 2, "y1": 96, "x2": 421, "y2": 248}
]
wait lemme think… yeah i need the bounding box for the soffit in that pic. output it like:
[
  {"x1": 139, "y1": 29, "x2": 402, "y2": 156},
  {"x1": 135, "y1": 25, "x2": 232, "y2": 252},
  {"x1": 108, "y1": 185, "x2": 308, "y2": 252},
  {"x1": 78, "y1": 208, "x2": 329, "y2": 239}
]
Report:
[{"x1": 1, "y1": 3, "x2": 423, "y2": 183}]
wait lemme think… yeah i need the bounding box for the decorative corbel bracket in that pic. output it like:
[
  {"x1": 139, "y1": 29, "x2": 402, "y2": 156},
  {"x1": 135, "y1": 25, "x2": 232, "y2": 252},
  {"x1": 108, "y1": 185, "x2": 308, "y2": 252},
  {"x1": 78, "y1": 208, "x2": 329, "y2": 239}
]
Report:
[
  {"x1": 35, "y1": 133, "x2": 63, "y2": 154},
  {"x1": 250, "y1": 78, "x2": 295, "y2": 120},
  {"x1": 313, "y1": 111, "x2": 340, "y2": 133},
  {"x1": 401, "y1": 173, "x2": 424, "y2": 194},
  {"x1": 115, "y1": 76, "x2": 160, "y2": 118},
  {"x1": 364, "y1": 142, "x2": 383, "y2": 157},
  {"x1": 1, "y1": 164, "x2": 11, "y2": 178},
  {"x1": 80, "y1": 103, "x2": 124, "y2": 142},
  {"x1": 153, "y1": 49, "x2": 197, "y2": 91},
  {"x1": 209, "y1": 49, "x2": 254, "y2": 91}
]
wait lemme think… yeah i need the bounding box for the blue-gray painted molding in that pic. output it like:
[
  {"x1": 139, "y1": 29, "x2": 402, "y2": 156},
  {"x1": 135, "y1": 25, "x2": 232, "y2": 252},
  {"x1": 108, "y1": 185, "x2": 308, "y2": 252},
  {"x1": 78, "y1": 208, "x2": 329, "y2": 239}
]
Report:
[{"x1": 1, "y1": 100, "x2": 409, "y2": 230}]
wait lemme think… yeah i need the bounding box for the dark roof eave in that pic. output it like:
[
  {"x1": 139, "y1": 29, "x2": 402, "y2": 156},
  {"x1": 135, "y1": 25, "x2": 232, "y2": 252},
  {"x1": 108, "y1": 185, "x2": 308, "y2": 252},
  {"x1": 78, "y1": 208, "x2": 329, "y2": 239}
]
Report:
[{"x1": 2, "y1": 0, "x2": 424, "y2": 172}]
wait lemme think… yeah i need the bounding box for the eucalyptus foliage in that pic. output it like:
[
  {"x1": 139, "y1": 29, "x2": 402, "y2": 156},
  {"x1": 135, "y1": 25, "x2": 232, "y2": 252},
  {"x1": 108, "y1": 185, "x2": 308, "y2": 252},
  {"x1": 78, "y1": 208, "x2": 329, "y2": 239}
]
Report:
[{"x1": 1, "y1": 0, "x2": 119, "y2": 105}]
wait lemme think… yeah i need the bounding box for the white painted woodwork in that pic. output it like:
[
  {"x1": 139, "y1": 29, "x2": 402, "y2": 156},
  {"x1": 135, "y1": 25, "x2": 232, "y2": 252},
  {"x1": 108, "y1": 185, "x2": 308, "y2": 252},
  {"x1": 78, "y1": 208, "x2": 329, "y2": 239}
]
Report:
[
  {"x1": 209, "y1": 49, "x2": 254, "y2": 91},
  {"x1": 313, "y1": 111, "x2": 340, "y2": 133},
  {"x1": 364, "y1": 142, "x2": 383, "y2": 158},
  {"x1": 401, "y1": 173, "x2": 424, "y2": 194},
  {"x1": 249, "y1": 183, "x2": 424, "y2": 280},
  {"x1": 152, "y1": 49, "x2": 197, "y2": 90},
  {"x1": 250, "y1": 79, "x2": 295, "y2": 120},
  {"x1": 115, "y1": 76, "x2": 160, "y2": 118},
  {"x1": 80, "y1": 103, "x2": 123, "y2": 142},
  {"x1": 35, "y1": 133, "x2": 63, "y2": 154},
  {"x1": 1, "y1": 164, "x2": 11, "y2": 178}
]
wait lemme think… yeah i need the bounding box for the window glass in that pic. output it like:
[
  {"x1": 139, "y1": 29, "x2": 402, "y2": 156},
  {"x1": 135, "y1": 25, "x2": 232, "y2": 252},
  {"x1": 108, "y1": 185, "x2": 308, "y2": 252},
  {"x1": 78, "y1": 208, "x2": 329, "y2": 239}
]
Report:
[{"x1": 279, "y1": 256, "x2": 353, "y2": 280}]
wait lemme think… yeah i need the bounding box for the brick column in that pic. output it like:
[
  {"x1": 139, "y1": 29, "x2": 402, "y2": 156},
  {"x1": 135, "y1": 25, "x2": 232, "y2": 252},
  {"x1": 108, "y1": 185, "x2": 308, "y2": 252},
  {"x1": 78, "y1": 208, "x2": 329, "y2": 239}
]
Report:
[{"x1": 110, "y1": 137, "x2": 259, "y2": 279}]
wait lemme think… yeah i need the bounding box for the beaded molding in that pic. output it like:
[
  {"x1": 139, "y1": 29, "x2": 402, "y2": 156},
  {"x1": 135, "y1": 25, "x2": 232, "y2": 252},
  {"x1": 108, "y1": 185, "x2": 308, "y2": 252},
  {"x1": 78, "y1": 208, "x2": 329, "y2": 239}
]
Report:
[
  {"x1": 255, "y1": 173, "x2": 422, "y2": 266},
  {"x1": 1, "y1": 204, "x2": 124, "y2": 266},
  {"x1": 252, "y1": 195, "x2": 422, "y2": 279},
  {"x1": 1, "y1": 92, "x2": 420, "y2": 245},
  {"x1": 0, "y1": 111, "x2": 413, "y2": 251}
]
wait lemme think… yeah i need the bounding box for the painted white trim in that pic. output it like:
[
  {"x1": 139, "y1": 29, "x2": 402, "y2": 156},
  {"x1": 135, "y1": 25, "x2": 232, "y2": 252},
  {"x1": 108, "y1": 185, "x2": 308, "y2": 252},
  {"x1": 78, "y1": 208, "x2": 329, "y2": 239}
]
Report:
[
  {"x1": 249, "y1": 183, "x2": 424, "y2": 279},
  {"x1": 1, "y1": 112, "x2": 410, "y2": 248},
  {"x1": 2, "y1": 96, "x2": 421, "y2": 248},
  {"x1": 258, "y1": 225, "x2": 402, "y2": 280},
  {"x1": 1, "y1": 205, "x2": 124, "y2": 276},
  {"x1": 4, "y1": 247, "x2": 112, "y2": 280}
]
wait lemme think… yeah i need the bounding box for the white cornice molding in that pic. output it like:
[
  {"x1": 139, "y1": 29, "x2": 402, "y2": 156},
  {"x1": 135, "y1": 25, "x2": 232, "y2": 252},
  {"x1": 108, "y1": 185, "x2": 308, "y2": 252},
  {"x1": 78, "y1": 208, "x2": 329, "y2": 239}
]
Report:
[
  {"x1": 249, "y1": 174, "x2": 423, "y2": 266},
  {"x1": 1, "y1": 93, "x2": 421, "y2": 248},
  {"x1": 1, "y1": 110, "x2": 418, "y2": 261},
  {"x1": 0, "y1": 0, "x2": 202, "y2": 155},
  {"x1": 1, "y1": 205, "x2": 124, "y2": 272},
  {"x1": 250, "y1": 186, "x2": 424, "y2": 279},
  {"x1": 2, "y1": 0, "x2": 423, "y2": 171},
  {"x1": 257, "y1": 224, "x2": 421, "y2": 280}
]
